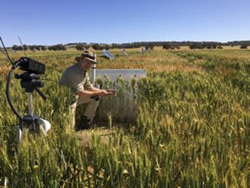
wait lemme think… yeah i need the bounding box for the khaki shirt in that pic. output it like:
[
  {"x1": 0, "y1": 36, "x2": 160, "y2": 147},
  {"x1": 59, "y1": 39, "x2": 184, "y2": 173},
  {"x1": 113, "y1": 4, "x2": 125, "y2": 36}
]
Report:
[{"x1": 59, "y1": 62, "x2": 93, "y2": 93}]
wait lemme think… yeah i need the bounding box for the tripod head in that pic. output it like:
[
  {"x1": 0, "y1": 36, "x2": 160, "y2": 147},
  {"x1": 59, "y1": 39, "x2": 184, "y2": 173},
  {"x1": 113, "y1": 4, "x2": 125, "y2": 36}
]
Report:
[
  {"x1": 16, "y1": 72, "x2": 43, "y2": 90},
  {"x1": 14, "y1": 71, "x2": 47, "y2": 100}
]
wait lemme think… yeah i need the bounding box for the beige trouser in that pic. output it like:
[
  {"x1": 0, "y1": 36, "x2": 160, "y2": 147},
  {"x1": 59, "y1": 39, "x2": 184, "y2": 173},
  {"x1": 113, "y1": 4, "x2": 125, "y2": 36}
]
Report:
[{"x1": 70, "y1": 96, "x2": 99, "y2": 129}]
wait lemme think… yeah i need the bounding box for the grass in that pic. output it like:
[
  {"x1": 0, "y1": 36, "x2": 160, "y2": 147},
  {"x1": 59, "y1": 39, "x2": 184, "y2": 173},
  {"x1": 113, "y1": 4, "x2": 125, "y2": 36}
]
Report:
[{"x1": 0, "y1": 48, "x2": 249, "y2": 187}]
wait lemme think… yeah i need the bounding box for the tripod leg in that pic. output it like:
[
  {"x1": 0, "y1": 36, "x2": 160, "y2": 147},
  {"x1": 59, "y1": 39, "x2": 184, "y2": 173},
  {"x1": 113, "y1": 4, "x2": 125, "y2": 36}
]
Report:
[
  {"x1": 4, "y1": 176, "x2": 9, "y2": 187},
  {"x1": 15, "y1": 125, "x2": 22, "y2": 145},
  {"x1": 28, "y1": 93, "x2": 33, "y2": 116}
]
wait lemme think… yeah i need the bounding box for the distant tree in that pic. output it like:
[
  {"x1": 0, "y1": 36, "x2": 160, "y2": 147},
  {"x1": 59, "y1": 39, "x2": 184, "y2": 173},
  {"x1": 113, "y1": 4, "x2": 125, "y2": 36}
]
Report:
[
  {"x1": 17, "y1": 45, "x2": 22, "y2": 50},
  {"x1": 92, "y1": 43, "x2": 106, "y2": 50},
  {"x1": 163, "y1": 44, "x2": 171, "y2": 50},
  {"x1": 206, "y1": 45, "x2": 212, "y2": 49},
  {"x1": 29, "y1": 45, "x2": 38, "y2": 51},
  {"x1": 36, "y1": 46, "x2": 41, "y2": 51},
  {"x1": 189, "y1": 44, "x2": 195, "y2": 49},
  {"x1": 48, "y1": 44, "x2": 66, "y2": 51},
  {"x1": 92, "y1": 44, "x2": 100, "y2": 50},
  {"x1": 145, "y1": 44, "x2": 154, "y2": 50},
  {"x1": 211, "y1": 44, "x2": 217, "y2": 49},
  {"x1": 189, "y1": 43, "x2": 202, "y2": 49},
  {"x1": 41, "y1": 46, "x2": 47, "y2": 51},
  {"x1": 163, "y1": 43, "x2": 180, "y2": 50},
  {"x1": 62, "y1": 45, "x2": 67, "y2": 50},
  {"x1": 104, "y1": 44, "x2": 111, "y2": 50},
  {"x1": 111, "y1": 43, "x2": 120, "y2": 49},
  {"x1": 12, "y1": 45, "x2": 22, "y2": 51},
  {"x1": 76, "y1": 44, "x2": 84, "y2": 51},
  {"x1": 240, "y1": 44, "x2": 248, "y2": 49},
  {"x1": 23, "y1": 44, "x2": 28, "y2": 51},
  {"x1": 217, "y1": 46, "x2": 223, "y2": 49},
  {"x1": 84, "y1": 45, "x2": 90, "y2": 50},
  {"x1": 12, "y1": 45, "x2": 18, "y2": 51}
]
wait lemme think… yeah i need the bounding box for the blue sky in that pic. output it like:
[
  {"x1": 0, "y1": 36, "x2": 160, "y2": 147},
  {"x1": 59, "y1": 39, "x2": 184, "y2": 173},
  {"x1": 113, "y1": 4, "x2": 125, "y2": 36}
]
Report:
[{"x1": 1, "y1": 0, "x2": 249, "y2": 46}]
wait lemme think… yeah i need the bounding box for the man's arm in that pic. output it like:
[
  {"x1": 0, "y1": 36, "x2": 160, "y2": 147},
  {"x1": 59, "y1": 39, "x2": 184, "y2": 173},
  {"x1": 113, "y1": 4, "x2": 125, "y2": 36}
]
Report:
[
  {"x1": 91, "y1": 87, "x2": 117, "y2": 95},
  {"x1": 77, "y1": 87, "x2": 116, "y2": 97},
  {"x1": 77, "y1": 89, "x2": 109, "y2": 97}
]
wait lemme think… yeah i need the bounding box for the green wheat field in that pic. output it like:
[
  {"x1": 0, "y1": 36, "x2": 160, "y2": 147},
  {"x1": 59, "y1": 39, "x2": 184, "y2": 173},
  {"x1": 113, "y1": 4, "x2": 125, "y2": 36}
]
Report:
[{"x1": 0, "y1": 47, "x2": 249, "y2": 187}]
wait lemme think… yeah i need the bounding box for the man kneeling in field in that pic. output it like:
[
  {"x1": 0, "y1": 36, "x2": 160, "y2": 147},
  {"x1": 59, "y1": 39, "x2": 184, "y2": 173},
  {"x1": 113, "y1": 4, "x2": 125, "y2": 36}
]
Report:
[{"x1": 60, "y1": 51, "x2": 116, "y2": 131}]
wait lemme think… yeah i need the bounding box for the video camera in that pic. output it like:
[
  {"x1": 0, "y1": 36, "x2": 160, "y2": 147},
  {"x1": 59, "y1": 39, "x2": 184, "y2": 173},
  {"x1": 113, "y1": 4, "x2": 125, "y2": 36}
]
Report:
[
  {"x1": 14, "y1": 57, "x2": 46, "y2": 93},
  {"x1": 18, "y1": 57, "x2": 45, "y2": 74}
]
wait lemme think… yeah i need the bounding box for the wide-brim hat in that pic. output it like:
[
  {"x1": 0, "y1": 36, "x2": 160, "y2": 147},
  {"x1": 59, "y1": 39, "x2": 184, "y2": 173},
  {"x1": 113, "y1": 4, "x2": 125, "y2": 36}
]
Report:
[{"x1": 75, "y1": 50, "x2": 97, "y2": 64}]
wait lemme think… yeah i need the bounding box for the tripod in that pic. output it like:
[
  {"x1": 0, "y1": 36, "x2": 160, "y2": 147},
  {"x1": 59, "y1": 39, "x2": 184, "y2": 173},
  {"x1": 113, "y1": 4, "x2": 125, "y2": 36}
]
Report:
[
  {"x1": 16, "y1": 72, "x2": 51, "y2": 143},
  {"x1": 6, "y1": 67, "x2": 51, "y2": 144}
]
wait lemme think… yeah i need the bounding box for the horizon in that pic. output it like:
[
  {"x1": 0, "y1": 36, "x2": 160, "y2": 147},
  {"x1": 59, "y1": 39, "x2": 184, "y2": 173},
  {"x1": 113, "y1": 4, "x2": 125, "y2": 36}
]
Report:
[
  {"x1": 1, "y1": 0, "x2": 249, "y2": 47},
  {"x1": 3, "y1": 40, "x2": 250, "y2": 48}
]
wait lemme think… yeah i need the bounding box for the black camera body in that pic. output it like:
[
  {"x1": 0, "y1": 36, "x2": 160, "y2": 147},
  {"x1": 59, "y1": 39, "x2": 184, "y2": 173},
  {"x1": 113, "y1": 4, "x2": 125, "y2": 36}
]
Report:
[
  {"x1": 19, "y1": 57, "x2": 45, "y2": 75},
  {"x1": 14, "y1": 57, "x2": 45, "y2": 92}
]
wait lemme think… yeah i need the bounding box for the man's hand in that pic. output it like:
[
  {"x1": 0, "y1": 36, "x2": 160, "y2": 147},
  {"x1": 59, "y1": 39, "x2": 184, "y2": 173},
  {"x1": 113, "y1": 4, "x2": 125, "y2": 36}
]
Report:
[
  {"x1": 98, "y1": 89, "x2": 109, "y2": 96},
  {"x1": 98, "y1": 89, "x2": 116, "y2": 96},
  {"x1": 106, "y1": 89, "x2": 117, "y2": 96}
]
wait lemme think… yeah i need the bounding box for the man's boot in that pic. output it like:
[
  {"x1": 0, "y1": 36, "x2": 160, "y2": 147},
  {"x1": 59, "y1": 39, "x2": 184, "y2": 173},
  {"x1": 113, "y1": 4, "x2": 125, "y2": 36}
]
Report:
[{"x1": 75, "y1": 116, "x2": 93, "y2": 131}]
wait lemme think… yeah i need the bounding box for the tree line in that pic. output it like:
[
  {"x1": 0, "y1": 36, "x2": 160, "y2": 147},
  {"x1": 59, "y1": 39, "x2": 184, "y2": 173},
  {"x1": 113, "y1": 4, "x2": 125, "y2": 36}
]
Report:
[
  {"x1": 11, "y1": 44, "x2": 66, "y2": 51},
  {"x1": 11, "y1": 40, "x2": 250, "y2": 51}
]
